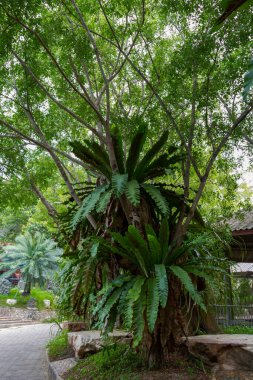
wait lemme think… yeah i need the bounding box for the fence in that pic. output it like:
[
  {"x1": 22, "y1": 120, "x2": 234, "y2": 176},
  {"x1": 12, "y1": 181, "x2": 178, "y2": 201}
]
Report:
[{"x1": 214, "y1": 304, "x2": 253, "y2": 327}]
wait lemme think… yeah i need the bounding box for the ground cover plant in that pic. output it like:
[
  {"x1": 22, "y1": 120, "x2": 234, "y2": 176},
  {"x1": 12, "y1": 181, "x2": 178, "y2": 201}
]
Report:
[
  {"x1": 63, "y1": 344, "x2": 209, "y2": 380},
  {"x1": 47, "y1": 329, "x2": 74, "y2": 361},
  {"x1": 0, "y1": 287, "x2": 55, "y2": 309},
  {"x1": 223, "y1": 325, "x2": 253, "y2": 334},
  {"x1": 0, "y1": 0, "x2": 252, "y2": 370}
]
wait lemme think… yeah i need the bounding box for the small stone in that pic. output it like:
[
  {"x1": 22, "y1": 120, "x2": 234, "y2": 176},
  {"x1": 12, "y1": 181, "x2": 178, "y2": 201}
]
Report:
[
  {"x1": 43, "y1": 299, "x2": 50, "y2": 308},
  {"x1": 26, "y1": 297, "x2": 37, "y2": 308},
  {"x1": 6, "y1": 299, "x2": 17, "y2": 305}
]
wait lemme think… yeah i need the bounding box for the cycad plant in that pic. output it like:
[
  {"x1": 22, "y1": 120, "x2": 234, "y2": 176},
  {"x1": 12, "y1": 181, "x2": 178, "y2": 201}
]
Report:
[{"x1": 0, "y1": 232, "x2": 62, "y2": 294}]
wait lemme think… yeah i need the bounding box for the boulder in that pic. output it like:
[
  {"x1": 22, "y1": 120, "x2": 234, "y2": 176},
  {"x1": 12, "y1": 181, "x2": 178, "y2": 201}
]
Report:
[
  {"x1": 68, "y1": 330, "x2": 132, "y2": 359},
  {"x1": 185, "y1": 334, "x2": 253, "y2": 379}
]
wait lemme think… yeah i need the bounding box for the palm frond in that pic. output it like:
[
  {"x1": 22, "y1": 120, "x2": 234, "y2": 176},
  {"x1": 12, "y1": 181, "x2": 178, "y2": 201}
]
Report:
[
  {"x1": 126, "y1": 125, "x2": 147, "y2": 179},
  {"x1": 111, "y1": 126, "x2": 125, "y2": 173}
]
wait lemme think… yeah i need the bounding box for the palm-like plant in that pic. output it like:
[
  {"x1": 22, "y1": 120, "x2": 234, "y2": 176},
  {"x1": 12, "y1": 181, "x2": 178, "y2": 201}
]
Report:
[
  {"x1": 68, "y1": 126, "x2": 186, "y2": 232},
  {"x1": 0, "y1": 232, "x2": 62, "y2": 294}
]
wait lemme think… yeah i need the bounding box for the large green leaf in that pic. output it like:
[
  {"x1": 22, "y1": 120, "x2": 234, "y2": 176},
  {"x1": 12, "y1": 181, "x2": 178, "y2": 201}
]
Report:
[
  {"x1": 133, "y1": 285, "x2": 146, "y2": 347},
  {"x1": 146, "y1": 277, "x2": 159, "y2": 333},
  {"x1": 125, "y1": 180, "x2": 140, "y2": 206}
]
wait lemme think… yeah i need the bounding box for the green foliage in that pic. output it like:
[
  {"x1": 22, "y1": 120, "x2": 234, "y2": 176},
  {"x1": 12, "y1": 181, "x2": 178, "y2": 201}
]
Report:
[
  {"x1": 64, "y1": 344, "x2": 144, "y2": 380},
  {"x1": 47, "y1": 329, "x2": 73, "y2": 362}
]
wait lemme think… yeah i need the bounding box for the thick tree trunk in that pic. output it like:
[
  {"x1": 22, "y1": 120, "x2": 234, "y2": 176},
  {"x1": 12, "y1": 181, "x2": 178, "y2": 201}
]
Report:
[
  {"x1": 141, "y1": 278, "x2": 219, "y2": 368},
  {"x1": 22, "y1": 280, "x2": 31, "y2": 295}
]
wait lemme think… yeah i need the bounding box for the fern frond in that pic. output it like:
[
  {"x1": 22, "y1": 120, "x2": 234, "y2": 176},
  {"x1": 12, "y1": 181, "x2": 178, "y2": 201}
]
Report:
[
  {"x1": 127, "y1": 275, "x2": 146, "y2": 303},
  {"x1": 96, "y1": 190, "x2": 112, "y2": 213},
  {"x1": 71, "y1": 185, "x2": 108, "y2": 230},
  {"x1": 125, "y1": 180, "x2": 140, "y2": 206},
  {"x1": 155, "y1": 264, "x2": 168, "y2": 308},
  {"x1": 111, "y1": 126, "x2": 125, "y2": 174},
  {"x1": 142, "y1": 184, "x2": 168, "y2": 215},
  {"x1": 126, "y1": 125, "x2": 147, "y2": 179},
  {"x1": 123, "y1": 276, "x2": 145, "y2": 330},
  {"x1": 147, "y1": 277, "x2": 159, "y2": 333},
  {"x1": 133, "y1": 285, "x2": 146, "y2": 347},
  {"x1": 112, "y1": 173, "x2": 128, "y2": 197},
  {"x1": 99, "y1": 287, "x2": 123, "y2": 323},
  {"x1": 159, "y1": 219, "x2": 170, "y2": 262},
  {"x1": 170, "y1": 265, "x2": 206, "y2": 311}
]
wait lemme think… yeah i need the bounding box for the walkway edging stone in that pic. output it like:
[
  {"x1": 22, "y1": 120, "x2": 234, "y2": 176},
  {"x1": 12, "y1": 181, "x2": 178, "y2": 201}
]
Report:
[{"x1": 46, "y1": 351, "x2": 76, "y2": 380}]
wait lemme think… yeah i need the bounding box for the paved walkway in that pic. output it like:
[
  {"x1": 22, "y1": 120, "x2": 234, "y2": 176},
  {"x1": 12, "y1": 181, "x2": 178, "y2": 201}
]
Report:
[{"x1": 0, "y1": 323, "x2": 57, "y2": 380}]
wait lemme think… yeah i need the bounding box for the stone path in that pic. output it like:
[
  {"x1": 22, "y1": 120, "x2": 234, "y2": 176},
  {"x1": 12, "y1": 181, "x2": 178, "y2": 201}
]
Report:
[{"x1": 0, "y1": 323, "x2": 58, "y2": 380}]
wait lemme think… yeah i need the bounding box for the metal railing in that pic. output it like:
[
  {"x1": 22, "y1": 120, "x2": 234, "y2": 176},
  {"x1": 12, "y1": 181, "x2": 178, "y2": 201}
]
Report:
[{"x1": 214, "y1": 304, "x2": 253, "y2": 326}]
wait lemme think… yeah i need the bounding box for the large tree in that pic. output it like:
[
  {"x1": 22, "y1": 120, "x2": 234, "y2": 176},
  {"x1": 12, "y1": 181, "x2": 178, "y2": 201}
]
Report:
[{"x1": 0, "y1": 0, "x2": 252, "y2": 367}]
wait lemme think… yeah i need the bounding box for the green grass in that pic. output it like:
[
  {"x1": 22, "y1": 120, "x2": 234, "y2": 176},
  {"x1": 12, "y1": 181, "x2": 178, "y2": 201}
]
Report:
[
  {"x1": 47, "y1": 329, "x2": 74, "y2": 361},
  {"x1": 0, "y1": 287, "x2": 55, "y2": 310},
  {"x1": 65, "y1": 344, "x2": 144, "y2": 380},
  {"x1": 223, "y1": 325, "x2": 253, "y2": 334}
]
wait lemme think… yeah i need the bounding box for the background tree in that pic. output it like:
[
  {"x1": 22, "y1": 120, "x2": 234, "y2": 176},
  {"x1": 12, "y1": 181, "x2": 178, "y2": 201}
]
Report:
[{"x1": 0, "y1": 232, "x2": 62, "y2": 294}]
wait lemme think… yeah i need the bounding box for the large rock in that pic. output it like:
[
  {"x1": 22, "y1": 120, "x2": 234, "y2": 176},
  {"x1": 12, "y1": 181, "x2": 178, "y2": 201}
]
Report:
[
  {"x1": 185, "y1": 334, "x2": 253, "y2": 379},
  {"x1": 68, "y1": 330, "x2": 132, "y2": 359}
]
